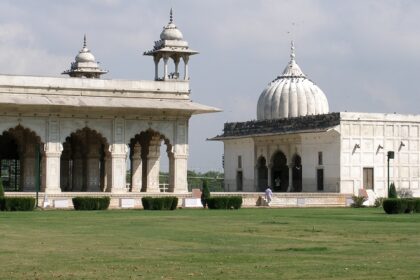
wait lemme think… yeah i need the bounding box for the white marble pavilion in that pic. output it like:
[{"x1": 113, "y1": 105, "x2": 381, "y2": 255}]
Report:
[
  {"x1": 0, "y1": 10, "x2": 218, "y2": 195},
  {"x1": 213, "y1": 42, "x2": 420, "y2": 200}
]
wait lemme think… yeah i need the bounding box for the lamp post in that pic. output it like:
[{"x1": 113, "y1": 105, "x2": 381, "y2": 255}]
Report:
[{"x1": 387, "y1": 151, "x2": 394, "y2": 197}]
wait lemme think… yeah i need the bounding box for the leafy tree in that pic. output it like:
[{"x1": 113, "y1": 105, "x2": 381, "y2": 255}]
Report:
[
  {"x1": 158, "y1": 170, "x2": 224, "y2": 192},
  {"x1": 388, "y1": 182, "x2": 397, "y2": 198},
  {"x1": 201, "y1": 180, "x2": 211, "y2": 208}
]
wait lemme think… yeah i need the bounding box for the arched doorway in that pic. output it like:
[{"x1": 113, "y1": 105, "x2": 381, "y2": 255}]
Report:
[
  {"x1": 257, "y1": 156, "x2": 268, "y2": 191},
  {"x1": 128, "y1": 129, "x2": 173, "y2": 193},
  {"x1": 292, "y1": 154, "x2": 302, "y2": 192},
  {"x1": 61, "y1": 128, "x2": 110, "y2": 192},
  {"x1": 0, "y1": 126, "x2": 42, "y2": 192},
  {"x1": 271, "y1": 151, "x2": 288, "y2": 192}
]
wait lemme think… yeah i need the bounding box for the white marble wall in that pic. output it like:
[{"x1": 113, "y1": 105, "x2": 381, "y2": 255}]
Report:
[
  {"x1": 223, "y1": 131, "x2": 341, "y2": 193},
  {"x1": 340, "y1": 113, "x2": 420, "y2": 197},
  {"x1": 223, "y1": 138, "x2": 255, "y2": 192}
]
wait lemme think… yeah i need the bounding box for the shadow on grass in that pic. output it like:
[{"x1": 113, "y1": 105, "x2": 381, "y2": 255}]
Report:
[{"x1": 275, "y1": 246, "x2": 328, "y2": 253}]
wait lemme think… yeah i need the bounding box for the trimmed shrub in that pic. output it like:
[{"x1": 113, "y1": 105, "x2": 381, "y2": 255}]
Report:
[
  {"x1": 207, "y1": 197, "x2": 229, "y2": 209},
  {"x1": 170, "y1": 197, "x2": 179, "y2": 210},
  {"x1": 399, "y1": 199, "x2": 408, "y2": 213},
  {"x1": 383, "y1": 199, "x2": 402, "y2": 214},
  {"x1": 388, "y1": 183, "x2": 397, "y2": 198},
  {"x1": 141, "y1": 197, "x2": 152, "y2": 210},
  {"x1": 0, "y1": 180, "x2": 4, "y2": 211},
  {"x1": 0, "y1": 179, "x2": 4, "y2": 198},
  {"x1": 151, "y1": 197, "x2": 164, "y2": 210},
  {"x1": 350, "y1": 195, "x2": 367, "y2": 208},
  {"x1": 98, "y1": 197, "x2": 110, "y2": 210},
  {"x1": 1, "y1": 197, "x2": 35, "y2": 211},
  {"x1": 229, "y1": 196, "x2": 243, "y2": 209},
  {"x1": 383, "y1": 198, "x2": 420, "y2": 214},
  {"x1": 415, "y1": 199, "x2": 420, "y2": 213},
  {"x1": 404, "y1": 199, "x2": 416, "y2": 213},
  {"x1": 201, "y1": 180, "x2": 211, "y2": 208},
  {"x1": 72, "y1": 197, "x2": 110, "y2": 210},
  {"x1": 142, "y1": 196, "x2": 178, "y2": 210},
  {"x1": 207, "y1": 196, "x2": 243, "y2": 210}
]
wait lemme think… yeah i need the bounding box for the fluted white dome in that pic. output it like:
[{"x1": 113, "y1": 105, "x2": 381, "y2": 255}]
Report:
[
  {"x1": 257, "y1": 42, "x2": 329, "y2": 120},
  {"x1": 160, "y1": 9, "x2": 183, "y2": 41}
]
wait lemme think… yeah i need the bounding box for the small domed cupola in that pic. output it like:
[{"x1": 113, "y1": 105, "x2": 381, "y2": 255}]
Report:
[
  {"x1": 62, "y1": 35, "x2": 107, "y2": 79},
  {"x1": 256, "y1": 42, "x2": 329, "y2": 120},
  {"x1": 160, "y1": 10, "x2": 184, "y2": 41},
  {"x1": 144, "y1": 9, "x2": 198, "y2": 81}
]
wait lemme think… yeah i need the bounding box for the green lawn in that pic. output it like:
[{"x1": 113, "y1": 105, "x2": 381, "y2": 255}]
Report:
[{"x1": 0, "y1": 208, "x2": 419, "y2": 280}]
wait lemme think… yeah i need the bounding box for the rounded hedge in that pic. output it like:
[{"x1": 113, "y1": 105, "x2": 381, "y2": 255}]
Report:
[
  {"x1": 415, "y1": 199, "x2": 420, "y2": 213},
  {"x1": 383, "y1": 198, "x2": 420, "y2": 214},
  {"x1": 142, "y1": 196, "x2": 178, "y2": 210},
  {"x1": 0, "y1": 197, "x2": 35, "y2": 211},
  {"x1": 207, "y1": 196, "x2": 243, "y2": 209},
  {"x1": 72, "y1": 197, "x2": 110, "y2": 210}
]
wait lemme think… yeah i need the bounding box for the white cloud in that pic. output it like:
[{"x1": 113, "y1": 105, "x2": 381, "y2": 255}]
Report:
[{"x1": 0, "y1": 23, "x2": 69, "y2": 75}]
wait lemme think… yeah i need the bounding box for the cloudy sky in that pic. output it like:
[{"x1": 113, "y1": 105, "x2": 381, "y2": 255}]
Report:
[{"x1": 0, "y1": 0, "x2": 419, "y2": 172}]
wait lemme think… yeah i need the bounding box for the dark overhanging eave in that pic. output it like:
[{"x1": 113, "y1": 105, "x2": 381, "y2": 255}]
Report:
[
  {"x1": 208, "y1": 127, "x2": 335, "y2": 141},
  {"x1": 209, "y1": 113, "x2": 341, "y2": 140}
]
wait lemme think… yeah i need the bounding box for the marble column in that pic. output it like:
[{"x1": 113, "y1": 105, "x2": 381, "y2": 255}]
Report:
[
  {"x1": 104, "y1": 154, "x2": 112, "y2": 192},
  {"x1": 154, "y1": 56, "x2": 160, "y2": 80},
  {"x1": 146, "y1": 136, "x2": 161, "y2": 193},
  {"x1": 131, "y1": 143, "x2": 142, "y2": 192},
  {"x1": 173, "y1": 56, "x2": 180, "y2": 79},
  {"x1": 44, "y1": 142, "x2": 62, "y2": 194},
  {"x1": 163, "y1": 55, "x2": 169, "y2": 81},
  {"x1": 287, "y1": 165, "x2": 293, "y2": 192},
  {"x1": 41, "y1": 155, "x2": 46, "y2": 192},
  {"x1": 182, "y1": 55, "x2": 189, "y2": 80},
  {"x1": 172, "y1": 153, "x2": 188, "y2": 193},
  {"x1": 110, "y1": 143, "x2": 128, "y2": 193},
  {"x1": 168, "y1": 152, "x2": 175, "y2": 192}
]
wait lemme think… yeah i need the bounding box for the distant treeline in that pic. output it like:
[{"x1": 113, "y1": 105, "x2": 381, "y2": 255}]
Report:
[{"x1": 160, "y1": 170, "x2": 224, "y2": 192}]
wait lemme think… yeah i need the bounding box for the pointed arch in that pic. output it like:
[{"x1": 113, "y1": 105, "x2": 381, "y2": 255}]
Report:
[
  {"x1": 128, "y1": 129, "x2": 173, "y2": 193},
  {"x1": 61, "y1": 127, "x2": 110, "y2": 192},
  {"x1": 256, "y1": 156, "x2": 268, "y2": 192},
  {"x1": 0, "y1": 125, "x2": 43, "y2": 192},
  {"x1": 270, "y1": 150, "x2": 288, "y2": 192}
]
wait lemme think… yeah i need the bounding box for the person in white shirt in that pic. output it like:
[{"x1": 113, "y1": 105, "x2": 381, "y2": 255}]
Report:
[{"x1": 265, "y1": 186, "x2": 273, "y2": 206}]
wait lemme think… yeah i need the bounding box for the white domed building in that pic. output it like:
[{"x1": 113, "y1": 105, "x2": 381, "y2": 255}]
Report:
[{"x1": 213, "y1": 42, "x2": 420, "y2": 202}]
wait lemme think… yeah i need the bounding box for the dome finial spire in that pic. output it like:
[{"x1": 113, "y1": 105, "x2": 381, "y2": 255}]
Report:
[
  {"x1": 290, "y1": 40, "x2": 295, "y2": 61},
  {"x1": 169, "y1": 8, "x2": 173, "y2": 23},
  {"x1": 83, "y1": 34, "x2": 87, "y2": 48}
]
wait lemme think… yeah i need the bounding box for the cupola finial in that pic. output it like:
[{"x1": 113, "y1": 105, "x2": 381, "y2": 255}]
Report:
[
  {"x1": 290, "y1": 40, "x2": 295, "y2": 61},
  {"x1": 83, "y1": 34, "x2": 87, "y2": 48},
  {"x1": 169, "y1": 8, "x2": 173, "y2": 23}
]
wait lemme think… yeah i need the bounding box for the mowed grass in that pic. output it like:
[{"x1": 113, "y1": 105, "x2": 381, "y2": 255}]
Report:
[{"x1": 0, "y1": 208, "x2": 419, "y2": 280}]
